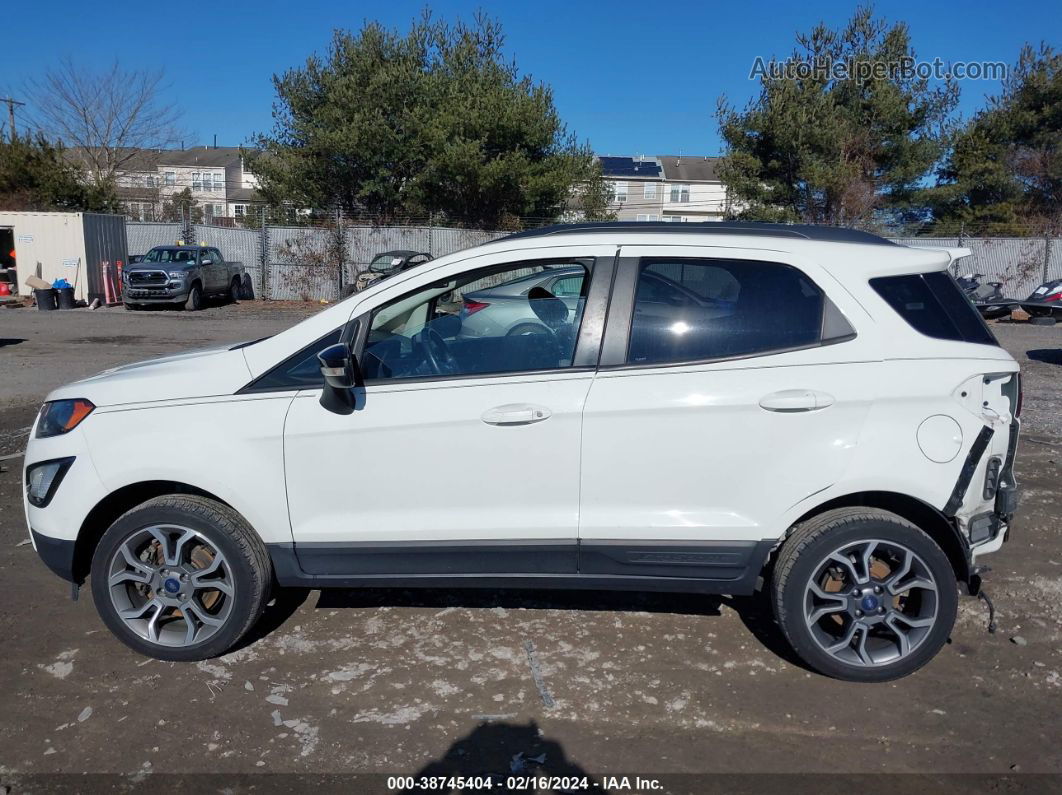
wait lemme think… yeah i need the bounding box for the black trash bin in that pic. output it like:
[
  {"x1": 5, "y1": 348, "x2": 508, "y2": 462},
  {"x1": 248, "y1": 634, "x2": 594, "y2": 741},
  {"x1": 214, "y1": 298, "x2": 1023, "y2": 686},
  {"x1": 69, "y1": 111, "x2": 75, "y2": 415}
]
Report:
[
  {"x1": 34, "y1": 288, "x2": 57, "y2": 311},
  {"x1": 56, "y1": 286, "x2": 76, "y2": 310}
]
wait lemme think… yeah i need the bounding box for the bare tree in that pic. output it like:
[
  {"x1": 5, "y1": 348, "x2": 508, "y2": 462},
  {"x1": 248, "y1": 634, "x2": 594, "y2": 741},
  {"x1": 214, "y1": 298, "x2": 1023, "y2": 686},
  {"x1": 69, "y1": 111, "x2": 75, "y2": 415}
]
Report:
[{"x1": 27, "y1": 58, "x2": 181, "y2": 193}]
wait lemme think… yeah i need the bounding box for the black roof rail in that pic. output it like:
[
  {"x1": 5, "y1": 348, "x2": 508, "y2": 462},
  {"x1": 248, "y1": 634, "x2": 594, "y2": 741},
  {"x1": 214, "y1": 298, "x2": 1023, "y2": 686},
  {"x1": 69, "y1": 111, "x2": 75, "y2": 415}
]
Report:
[{"x1": 502, "y1": 221, "x2": 896, "y2": 246}]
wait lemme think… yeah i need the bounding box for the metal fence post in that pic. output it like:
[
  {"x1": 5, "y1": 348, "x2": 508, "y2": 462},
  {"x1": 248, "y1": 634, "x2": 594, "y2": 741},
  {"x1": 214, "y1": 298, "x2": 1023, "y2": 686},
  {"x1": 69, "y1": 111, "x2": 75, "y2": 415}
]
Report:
[
  {"x1": 1043, "y1": 235, "x2": 1053, "y2": 284},
  {"x1": 335, "y1": 208, "x2": 345, "y2": 298},
  {"x1": 259, "y1": 206, "x2": 270, "y2": 300}
]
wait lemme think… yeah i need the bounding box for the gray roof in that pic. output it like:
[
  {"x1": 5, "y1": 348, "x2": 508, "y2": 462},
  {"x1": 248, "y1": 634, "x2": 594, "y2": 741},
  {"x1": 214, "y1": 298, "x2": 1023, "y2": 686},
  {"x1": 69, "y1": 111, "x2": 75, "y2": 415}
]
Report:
[
  {"x1": 227, "y1": 187, "x2": 262, "y2": 202},
  {"x1": 658, "y1": 155, "x2": 722, "y2": 183},
  {"x1": 158, "y1": 146, "x2": 244, "y2": 168},
  {"x1": 65, "y1": 147, "x2": 161, "y2": 173}
]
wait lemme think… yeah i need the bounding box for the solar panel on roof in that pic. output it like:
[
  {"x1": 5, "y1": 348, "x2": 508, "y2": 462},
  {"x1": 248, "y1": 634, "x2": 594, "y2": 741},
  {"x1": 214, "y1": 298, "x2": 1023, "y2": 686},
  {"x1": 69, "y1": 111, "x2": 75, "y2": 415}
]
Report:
[{"x1": 599, "y1": 157, "x2": 662, "y2": 177}]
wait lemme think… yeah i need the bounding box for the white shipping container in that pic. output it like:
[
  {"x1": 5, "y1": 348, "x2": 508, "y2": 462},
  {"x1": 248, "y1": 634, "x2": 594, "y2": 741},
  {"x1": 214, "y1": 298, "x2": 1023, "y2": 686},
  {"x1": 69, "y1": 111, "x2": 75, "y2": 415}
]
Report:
[{"x1": 0, "y1": 211, "x2": 128, "y2": 304}]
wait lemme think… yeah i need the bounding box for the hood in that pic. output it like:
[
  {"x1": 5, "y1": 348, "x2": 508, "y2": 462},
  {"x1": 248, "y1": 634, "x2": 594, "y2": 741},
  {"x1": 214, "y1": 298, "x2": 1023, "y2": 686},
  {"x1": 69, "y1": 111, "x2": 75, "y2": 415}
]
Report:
[{"x1": 46, "y1": 345, "x2": 254, "y2": 408}]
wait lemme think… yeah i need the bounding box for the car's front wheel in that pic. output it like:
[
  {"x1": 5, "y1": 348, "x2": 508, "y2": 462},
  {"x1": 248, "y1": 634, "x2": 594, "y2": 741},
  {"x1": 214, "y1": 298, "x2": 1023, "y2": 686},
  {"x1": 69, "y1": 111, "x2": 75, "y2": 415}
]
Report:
[
  {"x1": 772, "y1": 508, "x2": 957, "y2": 682},
  {"x1": 90, "y1": 495, "x2": 271, "y2": 661},
  {"x1": 183, "y1": 283, "x2": 202, "y2": 311}
]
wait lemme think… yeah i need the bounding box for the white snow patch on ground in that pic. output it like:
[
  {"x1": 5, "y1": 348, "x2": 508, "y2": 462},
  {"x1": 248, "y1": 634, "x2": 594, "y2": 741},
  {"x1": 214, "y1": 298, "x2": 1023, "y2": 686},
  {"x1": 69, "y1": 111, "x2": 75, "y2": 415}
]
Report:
[
  {"x1": 351, "y1": 703, "x2": 435, "y2": 725},
  {"x1": 40, "y1": 649, "x2": 78, "y2": 679}
]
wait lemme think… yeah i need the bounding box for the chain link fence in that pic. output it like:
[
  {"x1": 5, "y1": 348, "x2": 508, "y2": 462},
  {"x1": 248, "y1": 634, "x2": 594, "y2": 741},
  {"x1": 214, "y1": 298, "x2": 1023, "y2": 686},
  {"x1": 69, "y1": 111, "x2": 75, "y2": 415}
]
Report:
[{"x1": 125, "y1": 221, "x2": 1060, "y2": 303}]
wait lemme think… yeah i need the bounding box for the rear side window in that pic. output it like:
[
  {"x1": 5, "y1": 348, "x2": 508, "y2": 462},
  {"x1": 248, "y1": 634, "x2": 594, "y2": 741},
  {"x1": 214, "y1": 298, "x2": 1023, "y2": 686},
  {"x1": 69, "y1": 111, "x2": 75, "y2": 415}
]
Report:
[
  {"x1": 627, "y1": 258, "x2": 846, "y2": 365},
  {"x1": 870, "y1": 272, "x2": 998, "y2": 346}
]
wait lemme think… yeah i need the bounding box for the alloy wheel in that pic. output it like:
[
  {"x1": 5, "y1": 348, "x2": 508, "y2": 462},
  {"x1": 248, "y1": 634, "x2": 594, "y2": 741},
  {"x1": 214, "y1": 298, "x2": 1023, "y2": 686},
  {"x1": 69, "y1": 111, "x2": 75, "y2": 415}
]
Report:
[
  {"x1": 802, "y1": 538, "x2": 939, "y2": 667},
  {"x1": 107, "y1": 524, "x2": 235, "y2": 648}
]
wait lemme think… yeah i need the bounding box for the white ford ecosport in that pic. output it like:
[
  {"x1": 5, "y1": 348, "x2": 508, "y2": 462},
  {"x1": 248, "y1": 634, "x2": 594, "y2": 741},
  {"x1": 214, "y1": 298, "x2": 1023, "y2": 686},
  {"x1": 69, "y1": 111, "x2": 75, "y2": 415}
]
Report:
[{"x1": 24, "y1": 223, "x2": 1021, "y2": 681}]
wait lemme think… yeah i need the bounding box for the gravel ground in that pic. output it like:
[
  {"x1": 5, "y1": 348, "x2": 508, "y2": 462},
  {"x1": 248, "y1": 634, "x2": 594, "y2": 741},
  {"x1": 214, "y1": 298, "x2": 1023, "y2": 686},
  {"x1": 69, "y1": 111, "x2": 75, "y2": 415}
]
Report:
[{"x1": 0, "y1": 304, "x2": 1060, "y2": 791}]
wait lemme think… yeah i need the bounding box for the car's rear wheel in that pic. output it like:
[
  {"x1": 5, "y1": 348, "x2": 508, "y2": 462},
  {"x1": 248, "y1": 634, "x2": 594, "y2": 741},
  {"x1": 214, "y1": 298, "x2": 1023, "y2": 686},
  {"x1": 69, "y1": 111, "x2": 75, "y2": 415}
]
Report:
[
  {"x1": 772, "y1": 508, "x2": 957, "y2": 682},
  {"x1": 507, "y1": 322, "x2": 550, "y2": 336},
  {"x1": 228, "y1": 277, "x2": 241, "y2": 303},
  {"x1": 90, "y1": 495, "x2": 271, "y2": 661}
]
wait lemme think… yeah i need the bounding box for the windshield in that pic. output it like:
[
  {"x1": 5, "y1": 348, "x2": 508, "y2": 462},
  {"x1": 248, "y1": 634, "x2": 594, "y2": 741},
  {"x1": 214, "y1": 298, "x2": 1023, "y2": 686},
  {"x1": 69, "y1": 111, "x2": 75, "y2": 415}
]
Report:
[
  {"x1": 145, "y1": 248, "x2": 197, "y2": 263},
  {"x1": 370, "y1": 254, "x2": 404, "y2": 273}
]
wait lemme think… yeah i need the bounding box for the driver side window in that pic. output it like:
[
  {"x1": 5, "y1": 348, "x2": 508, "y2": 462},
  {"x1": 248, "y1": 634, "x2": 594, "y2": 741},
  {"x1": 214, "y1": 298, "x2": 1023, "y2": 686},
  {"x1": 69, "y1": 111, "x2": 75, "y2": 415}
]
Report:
[{"x1": 361, "y1": 259, "x2": 593, "y2": 381}]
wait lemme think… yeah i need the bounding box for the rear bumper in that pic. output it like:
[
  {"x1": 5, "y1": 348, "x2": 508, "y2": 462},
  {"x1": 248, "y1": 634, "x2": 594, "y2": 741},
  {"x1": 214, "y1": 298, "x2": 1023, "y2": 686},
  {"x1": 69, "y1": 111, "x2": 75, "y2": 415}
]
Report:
[{"x1": 31, "y1": 528, "x2": 77, "y2": 583}]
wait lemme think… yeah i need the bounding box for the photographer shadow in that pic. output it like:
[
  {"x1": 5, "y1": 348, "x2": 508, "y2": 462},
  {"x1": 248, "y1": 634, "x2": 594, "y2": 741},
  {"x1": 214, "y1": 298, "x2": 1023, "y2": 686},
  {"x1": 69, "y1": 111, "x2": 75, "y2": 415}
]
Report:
[{"x1": 413, "y1": 720, "x2": 609, "y2": 793}]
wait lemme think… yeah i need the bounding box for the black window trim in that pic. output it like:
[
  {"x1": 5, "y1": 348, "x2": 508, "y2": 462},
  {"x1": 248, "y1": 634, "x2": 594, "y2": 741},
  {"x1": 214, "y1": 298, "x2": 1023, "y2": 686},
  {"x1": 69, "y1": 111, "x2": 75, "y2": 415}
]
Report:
[
  {"x1": 869, "y1": 271, "x2": 999, "y2": 347},
  {"x1": 598, "y1": 255, "x2": 856, "y2": 370},
  {"x1": 351, "y1": 254, "x2": 614, "y2": 386},
  {"x1": 237, "y1": 320, "x2": 360, "y2": 394},
  {"x1": 246, "y1": 254, "x2": 613, "y2": 391}
]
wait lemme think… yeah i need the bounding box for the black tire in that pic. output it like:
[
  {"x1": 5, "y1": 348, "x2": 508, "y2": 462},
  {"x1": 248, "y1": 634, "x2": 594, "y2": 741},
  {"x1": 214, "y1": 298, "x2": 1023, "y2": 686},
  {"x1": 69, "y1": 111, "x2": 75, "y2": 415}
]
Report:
[
  {"x1": 1029, "y1": 316, "x2": 1056, "y2": 326},
  {"x1": 228, "y1": 277, "x2": 241, "y2": 303},
  {"x1": 771, "y1": 508, "x2": 957, "y2": 682},
  {"x1": 123, "y1": 303, "x2": 141, "y2": 311},
  {"x1": 184, "y1": 283, "x2": 202, "y2": 311},
  {"x1": 507, "y1": 322, "x2": 550, "y2": 336},
  {"x1": 90, "y1": 495, "x2": 272, "y2": 662}
]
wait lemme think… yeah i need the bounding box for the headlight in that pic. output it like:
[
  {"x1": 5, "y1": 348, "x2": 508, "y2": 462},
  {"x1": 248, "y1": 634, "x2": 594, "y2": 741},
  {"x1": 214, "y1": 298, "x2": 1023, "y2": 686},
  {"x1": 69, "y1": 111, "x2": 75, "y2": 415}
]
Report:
[
  {"x1": 168, "y1": 271, "x2": 187, "y2": 280},
  {"x1": 26, "y1": 457, "x2": 75, "y2": 507},
  {"x1": 36, "y1": 399, "x2": 95, "y2": 438}
]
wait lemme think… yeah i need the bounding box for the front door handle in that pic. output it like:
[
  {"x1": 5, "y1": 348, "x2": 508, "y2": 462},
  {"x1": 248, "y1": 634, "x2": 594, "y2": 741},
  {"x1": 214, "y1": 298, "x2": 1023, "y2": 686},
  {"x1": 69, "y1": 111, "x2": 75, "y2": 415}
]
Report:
[
  {"x1": 759, "y1": 389, "x2": 835, "y2": 413},
  {"x1": 481, "y1": 404, "x2": 552, "y2": 426}
]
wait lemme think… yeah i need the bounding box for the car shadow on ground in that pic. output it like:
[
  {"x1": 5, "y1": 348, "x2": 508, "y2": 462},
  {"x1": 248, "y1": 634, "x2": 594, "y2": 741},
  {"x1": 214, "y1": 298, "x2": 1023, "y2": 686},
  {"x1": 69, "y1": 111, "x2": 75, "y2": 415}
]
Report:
[
  {"x1": 309, "y1": 585, "x2": 811, "y2": 672},
  {"x1": 0, "y1": 338, "x2": 26, "y2": 347},
  {"x1": 1027, "y1": 348, "x2": 1062, "y2": 365}
]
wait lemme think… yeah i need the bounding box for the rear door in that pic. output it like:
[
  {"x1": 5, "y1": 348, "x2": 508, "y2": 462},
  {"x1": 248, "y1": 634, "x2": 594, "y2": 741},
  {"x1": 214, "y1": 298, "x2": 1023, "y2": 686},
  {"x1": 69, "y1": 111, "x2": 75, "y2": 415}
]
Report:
[{"x1": 578, "y1": 246, "x2": 880, "y2": 580}]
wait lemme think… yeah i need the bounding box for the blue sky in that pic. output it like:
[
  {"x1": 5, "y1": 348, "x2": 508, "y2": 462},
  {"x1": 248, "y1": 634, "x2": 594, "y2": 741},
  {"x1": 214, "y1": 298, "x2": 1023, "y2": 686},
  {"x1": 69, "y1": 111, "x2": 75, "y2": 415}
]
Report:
[{"x1": 1, "y1": 0, "x2": 1056, "y2": 156}]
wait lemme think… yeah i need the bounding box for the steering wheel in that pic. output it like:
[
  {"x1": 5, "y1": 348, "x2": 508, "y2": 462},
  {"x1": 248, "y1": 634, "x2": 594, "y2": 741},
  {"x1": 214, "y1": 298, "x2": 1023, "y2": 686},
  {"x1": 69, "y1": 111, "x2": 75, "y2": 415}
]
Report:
[{"x1": 419, "y1": 327, "x2": 460, "y2": 375}]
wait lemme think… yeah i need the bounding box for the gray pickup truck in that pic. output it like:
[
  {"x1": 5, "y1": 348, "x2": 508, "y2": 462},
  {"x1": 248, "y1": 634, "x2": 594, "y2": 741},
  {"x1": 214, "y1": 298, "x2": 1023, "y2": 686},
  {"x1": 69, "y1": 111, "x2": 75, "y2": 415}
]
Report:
[{"x1": 123, "y1": 245, "x2": 246, "y2": 311}]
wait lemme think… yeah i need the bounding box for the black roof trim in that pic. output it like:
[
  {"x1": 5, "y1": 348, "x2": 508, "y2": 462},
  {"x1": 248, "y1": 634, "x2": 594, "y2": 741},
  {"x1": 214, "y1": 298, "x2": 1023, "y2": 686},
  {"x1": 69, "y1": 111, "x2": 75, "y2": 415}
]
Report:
[{"x1": 503, "y1": 222, "x2": 896, "y2": 246}]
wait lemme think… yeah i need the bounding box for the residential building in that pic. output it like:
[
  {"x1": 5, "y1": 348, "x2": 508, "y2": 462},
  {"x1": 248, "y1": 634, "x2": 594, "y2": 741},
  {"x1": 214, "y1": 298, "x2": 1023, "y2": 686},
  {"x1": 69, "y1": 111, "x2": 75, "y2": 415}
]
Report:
[
  {"x1": 68, "y1": 146, "x2": 263, "y2": 223},
  {"x1": 599, "y1": 154, "x2": 730, "y2": 222}
]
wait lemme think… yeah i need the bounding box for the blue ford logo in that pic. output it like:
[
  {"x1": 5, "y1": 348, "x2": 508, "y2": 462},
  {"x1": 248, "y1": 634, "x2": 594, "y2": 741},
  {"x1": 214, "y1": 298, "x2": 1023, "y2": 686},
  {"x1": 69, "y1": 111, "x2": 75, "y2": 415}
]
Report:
[
  {"x1": 861, "y1": 595, "x2": 879, "y2": 612},
  {"x1": 163, "y1": 578, "x2": 181, "y2": 594}
]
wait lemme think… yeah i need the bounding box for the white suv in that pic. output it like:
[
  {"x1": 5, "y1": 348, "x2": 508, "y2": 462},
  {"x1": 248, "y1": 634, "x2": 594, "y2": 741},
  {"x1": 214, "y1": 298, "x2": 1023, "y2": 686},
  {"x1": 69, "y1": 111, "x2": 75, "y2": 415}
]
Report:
[{"x1": 24, "y1": 223, "x2": 1021, "y2": 681}]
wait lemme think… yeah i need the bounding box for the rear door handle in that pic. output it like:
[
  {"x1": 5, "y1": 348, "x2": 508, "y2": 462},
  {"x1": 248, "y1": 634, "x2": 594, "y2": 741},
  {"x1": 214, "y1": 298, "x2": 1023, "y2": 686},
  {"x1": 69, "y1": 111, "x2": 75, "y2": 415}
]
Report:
[
  {"x1": 759, "y1": 389, "x2": 835, "y2": 413},
  {"x1": 481, "y1": 403, "x2": 552, "y2": 426}
]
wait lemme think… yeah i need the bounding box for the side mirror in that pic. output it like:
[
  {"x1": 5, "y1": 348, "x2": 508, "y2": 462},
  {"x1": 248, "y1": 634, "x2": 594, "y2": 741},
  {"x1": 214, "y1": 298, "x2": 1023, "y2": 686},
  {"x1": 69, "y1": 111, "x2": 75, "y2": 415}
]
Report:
[
  {"x1": 201, "y1": 258, "x2": 213, "y2": 266},
  {"x1": 317, "y1": 343, "x2": 360, "y2": 414}
]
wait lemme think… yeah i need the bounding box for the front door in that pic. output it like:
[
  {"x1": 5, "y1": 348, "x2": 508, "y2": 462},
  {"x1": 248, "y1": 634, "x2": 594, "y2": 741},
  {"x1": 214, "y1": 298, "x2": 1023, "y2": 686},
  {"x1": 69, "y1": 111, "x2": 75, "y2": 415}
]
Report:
[
  {"x1": 198, "y1": 248, "x2": 220, "y2": 293},
  {"x1": 578, "y1": 247, "x2": 878, "y2": 582},
  {"x1": 283, "y1": 248, "x2": 615, "y2": 578}
]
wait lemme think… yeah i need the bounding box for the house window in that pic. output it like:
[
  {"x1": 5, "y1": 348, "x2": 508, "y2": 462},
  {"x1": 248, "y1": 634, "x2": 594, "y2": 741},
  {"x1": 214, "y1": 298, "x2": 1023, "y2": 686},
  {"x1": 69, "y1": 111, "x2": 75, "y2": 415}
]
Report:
[
  {"x1": 644, "y1": 182, "x2": 657, "y2": 199},
  {"x1": 636, "y1": 214, "x2": 661, "y2": 222},
  {"x1": 192, "y1": 172, "x2": 202, "y2": 190},
  {"x1": 613, "y1": 181, "x2": 628, "y2": 203},
  {"x1": 164, "y1": 171, "x2": 175, "y2": 186},
  {"x1": 233, "y1": 204, "x2": 246, "y2": 218},
  {"x1": 213, "y1": 173, "x2": 224, "y2": 191},
  {"x1": 669, "y1": 184, "x2": 690, "y2": 203}
]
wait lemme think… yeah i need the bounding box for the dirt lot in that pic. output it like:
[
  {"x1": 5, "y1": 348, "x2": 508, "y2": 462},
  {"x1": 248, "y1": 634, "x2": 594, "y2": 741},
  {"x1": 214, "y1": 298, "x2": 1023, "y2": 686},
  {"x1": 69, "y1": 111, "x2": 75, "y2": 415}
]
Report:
[{"x1": 1, "y1": 303, "x2": 1060, "y2": 790}]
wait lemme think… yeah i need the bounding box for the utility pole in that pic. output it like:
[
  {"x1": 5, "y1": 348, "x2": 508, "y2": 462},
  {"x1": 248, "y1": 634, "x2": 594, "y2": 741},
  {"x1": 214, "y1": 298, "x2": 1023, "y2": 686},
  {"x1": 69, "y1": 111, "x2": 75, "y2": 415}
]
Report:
[{"x1": 1, "y1": 97, "x2": 26, "y2": 142}]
